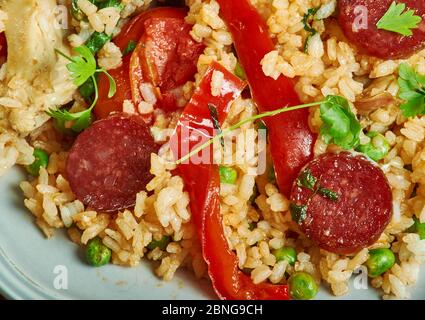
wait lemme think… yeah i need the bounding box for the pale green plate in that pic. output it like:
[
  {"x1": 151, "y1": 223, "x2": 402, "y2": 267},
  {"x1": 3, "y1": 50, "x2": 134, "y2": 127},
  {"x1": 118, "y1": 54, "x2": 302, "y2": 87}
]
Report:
[{"x1": 0, "y1": 167, "x2": 424, "y2": 300}]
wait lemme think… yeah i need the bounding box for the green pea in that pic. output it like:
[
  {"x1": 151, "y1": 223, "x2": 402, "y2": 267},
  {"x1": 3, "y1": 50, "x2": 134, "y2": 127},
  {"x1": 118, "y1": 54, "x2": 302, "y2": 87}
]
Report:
[
  {"x1": 86, "y1": 237, "x2": 112, "y2": 267},
  {"x1": 410, "y1": 217, "x2": 425, "y2": 240},
  {"x1": 219, "y1": 166, "x2": 238, "y2": 184},
  {"x1": 273, "y1": 247, "x2": 297, "y2": 266},
  {"x1": 366, "y1": 248, "x2": 396, "y2": 278},
  {"x1": 85, "y1": 32, "x2": 111, "y2": 54},
  {"x1": 147, "y1": 236, "x2": 171, "y2": 251},
  {"x1": 288, "y1": 272, "x2": 318, "y2": 300},
  {"x1": 235, "y1": 61, "x2": 247, "y2": 80},
  {"x1": 357, "y1": 131, "x2": 390, "y2": 162},
  {"x1": 26, "y1": 149, "x2": 49, "y2": 177}
]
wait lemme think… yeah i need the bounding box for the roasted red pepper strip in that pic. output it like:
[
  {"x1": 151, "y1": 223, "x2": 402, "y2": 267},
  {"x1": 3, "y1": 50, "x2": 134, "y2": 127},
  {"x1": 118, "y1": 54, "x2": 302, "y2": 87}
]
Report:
[
  {"x1": 171, "y1": 62, "x2": 289, "y2": 300},
  {"x1": 217, "y1": 0, "x2": 317, "y2": 197}
]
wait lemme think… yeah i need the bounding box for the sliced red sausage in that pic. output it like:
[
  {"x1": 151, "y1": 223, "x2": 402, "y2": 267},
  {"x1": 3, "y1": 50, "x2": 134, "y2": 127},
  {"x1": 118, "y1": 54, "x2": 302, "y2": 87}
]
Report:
[
  {"x1": 338, "y1": 0, "x2": 425, "y2": 59},
  {"x1": 66, "y1": 114, "x2": 159, "y2": 212},
  {"x1": 290, "y1": 152, "x2": 392, "y2": 254}
]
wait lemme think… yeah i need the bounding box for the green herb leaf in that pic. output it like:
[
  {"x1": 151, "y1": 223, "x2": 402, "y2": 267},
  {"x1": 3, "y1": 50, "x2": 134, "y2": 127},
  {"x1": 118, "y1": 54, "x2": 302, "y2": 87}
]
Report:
[
  {"x1": 317, "y1": 187, "x2": 339, "y2": 201},
  {"x1": 85, "y1": 32, "x2": 111, "y2": 54},
  {"x1": 235, "y1": 61, "x2": 247, "y2": 80},
  {"x1": 63, "y1": 46, "x2": 97, "y2": 86},
  {"x1": 290, "y1": 203, "x2": 308, "y2": 224},
  {"x1": 302, "y1": 7, "x2": 320, "y2": 52},
  {"x1": 71, "y1": 109, "x2": 94, "y2": 132},
  {"x1": 320, "y1": 95, "x2": 361, "y2": 150},
  {"x1": 296, "y1": 169, "x2": 317, "y2": 190},
  {"x1": 48, "y1": 46, "x2": 116, "y2": 133},
  {"x1": 398, "y1": 63, "x2": 425, "y2": 117},
  {"x1": 97, "y1": 0, "x2": 125, "y2": 10},
  {"x1": 99, "y1": 68, "x2": 117, "y2": 98},
  {"x1": 302, "y1": 7, "x2": 319, "y2": 34},
  {"x1": 376, "y1": 1, "x2": 422, "y2": 36},
  {"x1": 208, "y1": 103, "x2": 225, "y2": 148},
  {"x1": 123, "y1": 40, "x2": 137, "y2": 56}
]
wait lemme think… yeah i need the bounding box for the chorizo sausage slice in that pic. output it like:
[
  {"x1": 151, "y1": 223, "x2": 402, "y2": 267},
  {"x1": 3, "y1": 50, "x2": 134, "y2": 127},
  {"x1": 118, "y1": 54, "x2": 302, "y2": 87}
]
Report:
[
  {"x1": 338, "y1": 0, "x2": 425, "y2": 59},
  {"x1": 290, "y1": 152, "x2": 393, "y2": 254},
  {"x1": 66, "y1": 114, "x2": 159, "y2": 212}
]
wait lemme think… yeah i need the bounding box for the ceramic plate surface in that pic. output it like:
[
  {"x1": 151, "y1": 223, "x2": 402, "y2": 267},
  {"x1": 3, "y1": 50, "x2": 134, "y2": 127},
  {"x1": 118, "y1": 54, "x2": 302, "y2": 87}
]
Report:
[{"x1": 1, "y1": 168, "x2": 424, "y2": 300}]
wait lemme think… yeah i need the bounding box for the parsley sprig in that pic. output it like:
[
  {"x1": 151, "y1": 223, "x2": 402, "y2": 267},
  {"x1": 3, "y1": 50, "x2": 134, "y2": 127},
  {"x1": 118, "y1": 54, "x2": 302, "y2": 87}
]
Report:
[
  {"x1": 47, "y1": 46, "x2": 117, "y2": 133},
  {"x1": 174, "y1": 95, "x2": 361, "y2": 165},
  {"x1": 398, "y1": 63, "x2": 425, "y2": 117},
  {"x1": 377, "y1": 1, "x2": 422, "y2": 36}
]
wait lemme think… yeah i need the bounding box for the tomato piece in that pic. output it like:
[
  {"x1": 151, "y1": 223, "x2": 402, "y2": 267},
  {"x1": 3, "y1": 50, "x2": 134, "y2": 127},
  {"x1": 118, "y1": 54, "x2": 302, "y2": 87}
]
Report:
[
  {"x1": 130, "y1": 14, "x2": 205, "y2": 111},
  {"x1": 171, "y1": 62, "x2": 290, "y2": 300},
  {"x1": 95, "y1": 55, "x2": 132, "y2": 120},
  {"x1": 114, "y1": 7, "x2": 187, "y2": 52},
  {"x1": 94, "y1": 7, "x2": 203, "y2": 119},
  {"x1": 217, "y1": 0, "x2": 317, "y2": 197}
]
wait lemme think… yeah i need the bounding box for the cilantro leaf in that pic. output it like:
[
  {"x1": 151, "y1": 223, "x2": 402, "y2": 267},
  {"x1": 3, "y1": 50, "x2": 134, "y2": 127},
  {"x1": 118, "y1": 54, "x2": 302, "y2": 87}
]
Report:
[
  {"x1": 377, "y1": 1, "x2": 422, "y2": 36},
  {"x1": 64, "y1": 46, "x2": 97, "y2": 86},
  {"x1": 290, "y1": 203, "x2": 308, "y2": 224},
  {"x1": 48, "y1": 46, "x2": 116, "y2": 133},
  {"x1": 319, "y1": 95, "x2": 361, "y2": 150},
  {"x1": 297, "y1": 169, "x2": 317, "y2": 190},
  {"x1": 398, "y1": 63, "x2": 425, "y2": 118}
]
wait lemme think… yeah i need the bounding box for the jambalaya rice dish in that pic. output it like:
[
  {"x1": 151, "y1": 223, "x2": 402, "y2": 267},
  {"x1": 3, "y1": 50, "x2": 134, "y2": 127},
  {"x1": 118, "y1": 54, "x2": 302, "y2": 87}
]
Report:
[{"x1": 1, "y1": 0, "x2": 425, "y2": 300}]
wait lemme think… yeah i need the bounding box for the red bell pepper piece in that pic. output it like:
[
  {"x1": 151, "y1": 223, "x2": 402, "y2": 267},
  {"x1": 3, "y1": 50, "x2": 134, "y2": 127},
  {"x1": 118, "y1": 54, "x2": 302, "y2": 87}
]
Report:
[
  {"x1": 216, "y1": 0, "x2": 317, "y2": 197},
  {"x1": 171, "y1": 62, "x2": 290, "y2": 300}
]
